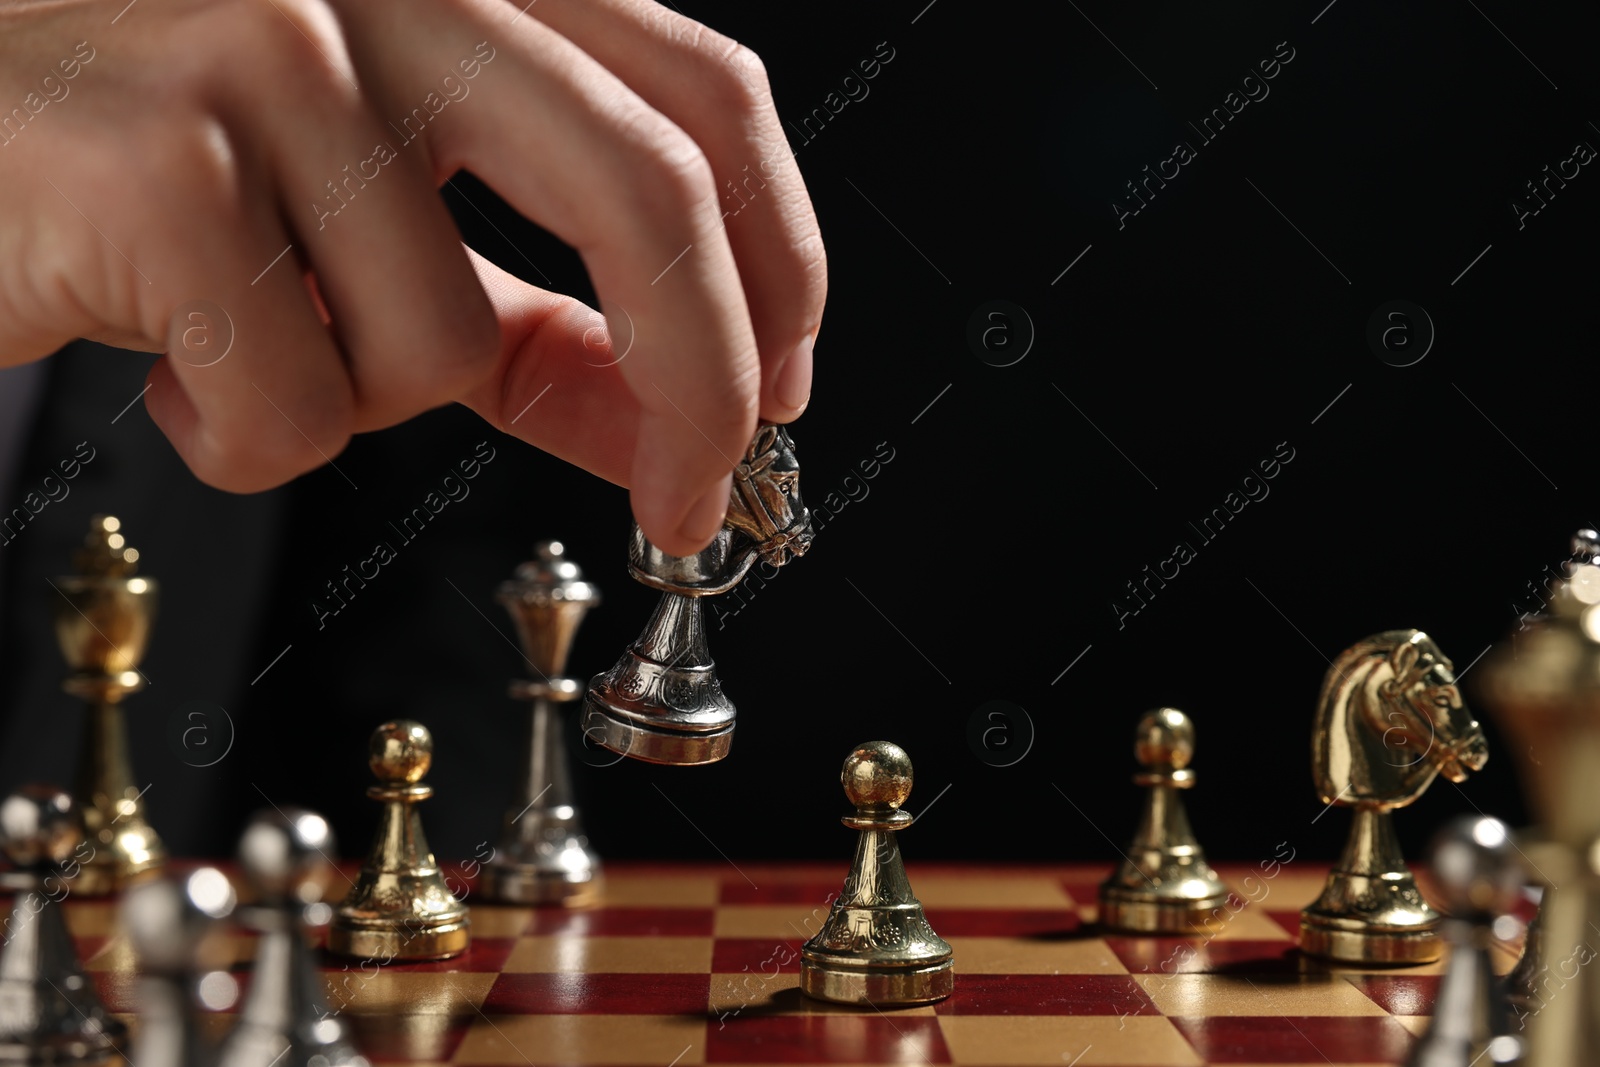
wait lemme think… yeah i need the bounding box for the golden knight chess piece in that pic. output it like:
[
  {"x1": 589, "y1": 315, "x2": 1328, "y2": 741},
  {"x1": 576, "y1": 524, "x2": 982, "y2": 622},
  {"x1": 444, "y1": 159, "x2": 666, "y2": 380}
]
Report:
[
  {"x1": 54, "y1": 514, "x2": 164, "y2": 895},
  {"x1": 1480, "y1": 538, "x2": 1600, "y2": 1066},
  {"x1": 584, "y1": 423, "x2": 813, "y2": 765},
  {"x1": 328, "y1": 721, "x2": 469, "y2": 961},
  {"x1": 1099, "y1": 707, "x2": 1229, "y2": 934},
  {"x1": 800, "y1": 741, "x2": 953, "y2": 1005},
  {"x1": 1300, "y1": 630, "x2": 1489, "y2": 964},
  {"x1": 480, "y1": 541, "x2": 603, "y2": 905}
]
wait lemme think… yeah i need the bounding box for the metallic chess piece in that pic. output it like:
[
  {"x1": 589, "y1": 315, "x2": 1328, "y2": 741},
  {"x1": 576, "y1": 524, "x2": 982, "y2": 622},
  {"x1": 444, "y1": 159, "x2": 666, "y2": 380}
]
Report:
[
  {"x1": 584, "y1": 423, "x2": 813, "y2": 765},
  {"x1": 220, "y1": 809, "x2": 369, "y2": 1067},
  {"x1": 480, "y1": 541, "x2": 603, "y2": 906},
  {"x1": 800, "y1": 741, "x2": 953, "y2": 1005},
  {"x1": 123, "y1": 867, "x2": 237, "y2": 1067},
  {"x1": 1300, "y1": 630, "x2": 1489, "y2": 964},
  {"x1": 53, "y1": 515, "x2": 164, "y2": 895},
  {"x1": 1480, "y1": 542, "x2": 1600, "y2": 1066},
  {"x1": 1503, "y1": 529, "x2": 1599, "y2": 1009},
  {"x1": 1099, "y1": 708, "x2": 1229, "y2": 934},
  {"x1": 1405, "y1": 816, "x2": 1526, "y2": 1067},
  {"x1": 328, "y1": 722, "x2": 469, "y2": 961},
  {"x1": 0, "y1": 786, "x2": 128, "y2": 1063}
]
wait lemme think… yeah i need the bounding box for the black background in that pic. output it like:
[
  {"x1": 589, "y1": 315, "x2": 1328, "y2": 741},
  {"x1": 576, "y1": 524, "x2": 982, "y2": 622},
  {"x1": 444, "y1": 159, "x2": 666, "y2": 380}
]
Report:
[{"x1": 4, "y1": 0, "x2": 1598, "y2": 872}]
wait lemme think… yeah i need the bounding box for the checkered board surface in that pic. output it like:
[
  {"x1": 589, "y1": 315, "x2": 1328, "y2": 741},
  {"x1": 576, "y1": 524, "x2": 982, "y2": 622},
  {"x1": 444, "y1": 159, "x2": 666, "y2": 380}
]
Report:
[{"x1": 60, "y1": 863, "x2": 1523, "y2": 1067}]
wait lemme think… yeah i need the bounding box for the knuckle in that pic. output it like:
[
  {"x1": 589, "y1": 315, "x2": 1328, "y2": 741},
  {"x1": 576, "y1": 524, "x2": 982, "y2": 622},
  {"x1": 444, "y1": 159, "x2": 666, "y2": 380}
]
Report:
[{"x1": 632, "y1": 126, "x2": 718, "y2": 218}]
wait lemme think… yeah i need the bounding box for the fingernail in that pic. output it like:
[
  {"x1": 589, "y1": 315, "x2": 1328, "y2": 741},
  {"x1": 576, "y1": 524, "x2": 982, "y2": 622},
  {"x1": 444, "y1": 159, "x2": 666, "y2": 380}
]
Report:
[
  {"x1": 678, "y1": 476, "x2": 732, "y2": 547},
  {"x1": 775, "y1": 334, "x2": 814, "y2": 414}
]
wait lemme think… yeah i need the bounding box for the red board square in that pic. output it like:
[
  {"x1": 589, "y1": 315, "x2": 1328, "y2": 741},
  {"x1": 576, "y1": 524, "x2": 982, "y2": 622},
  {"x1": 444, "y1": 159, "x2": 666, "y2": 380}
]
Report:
[
  {"x1": 1105, "y1": 937, "x2": 1303, "y2": 975},
  {"x1": 528, "y1": 907, "x2": 715, "y2": 937},
  {"x1": 712, "y1": 938, "x2": 806, "y2": 974},
  {"x1": 1171, "y1": 1015, "x2": 1417, "y2": 1063},
  {"x1": 707, "y1": 1014, "x2": 952, "y2": 1063},
  {"x1": 483, "y1": 972, "x2": 710, "y2": 1014},
  {"x1": 922, "y1": 909, "x2": 1081, "y2": 937},
  {"x1": 933, "y1": 974, "x2": 1156, "y2": 1016},
  {"x1": 1351, "y1": 975, "x2": 1441, "y2": 1015}
]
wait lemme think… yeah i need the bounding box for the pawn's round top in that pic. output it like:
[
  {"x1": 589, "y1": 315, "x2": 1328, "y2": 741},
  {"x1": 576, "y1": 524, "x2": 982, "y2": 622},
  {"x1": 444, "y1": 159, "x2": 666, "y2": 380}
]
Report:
[
  {"x1": 123, "y1": 867, "x2": 236, "y2": 972},
  {"x1": 1428, "y1": 815, "x2": 1524, "y2": 919},
  {"x1": 238, "y1": 807, "x2": 336, "y2": 904},
  {"x1": 370, "y1": 720, "x2": 433, "y2": 784},
  {"x1": 1135, "y1": 707, "x2": 1194, "y2": 770},
  {"x1": 1427, "y1": 819, "x2": 1523, "y2": 921},
  {"x1": 0, "y1": 785, "x2": 81, "y2": 868},
  {"x1": 842, "y1": 741, "x2": 913, "y2": 812}
]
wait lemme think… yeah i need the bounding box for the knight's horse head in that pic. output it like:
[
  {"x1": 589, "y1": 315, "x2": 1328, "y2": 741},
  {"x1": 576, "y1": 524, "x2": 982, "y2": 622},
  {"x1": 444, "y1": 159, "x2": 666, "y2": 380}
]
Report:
[
  {"x1": 629, "y1": 423, "x2": 813, "y2": 595},
  {"x1": 1312, "y1": 629, "x2": 1489, "y2": 809},
  {"x1": 724, "y1": 423, "x2": 813, "y2": 568}
]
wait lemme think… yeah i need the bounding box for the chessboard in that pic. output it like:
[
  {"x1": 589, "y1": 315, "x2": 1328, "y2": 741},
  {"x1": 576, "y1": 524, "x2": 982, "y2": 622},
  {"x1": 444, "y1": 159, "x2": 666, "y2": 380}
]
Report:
[{"x1": 55, "y1": 861, "x2": 1526, "y2": 1067}]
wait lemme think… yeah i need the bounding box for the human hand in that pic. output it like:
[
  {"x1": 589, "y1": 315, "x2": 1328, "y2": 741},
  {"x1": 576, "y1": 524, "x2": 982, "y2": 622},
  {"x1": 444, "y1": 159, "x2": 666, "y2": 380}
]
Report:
[{"x1": 0, "y1": 0, "x2": 824, "y2": 556}]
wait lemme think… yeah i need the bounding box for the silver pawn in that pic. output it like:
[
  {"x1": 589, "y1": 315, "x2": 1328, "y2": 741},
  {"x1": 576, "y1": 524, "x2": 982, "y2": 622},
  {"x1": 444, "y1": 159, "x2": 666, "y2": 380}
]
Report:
[
  {"x1": 123, "y1": 868, "x2": 238, "y2": 1067},
  {"x1": 0, "y1": 785, "x2": 126, "y2": 1063},
  {"x1": 217, "y1": 809, "x2": 368, "y2": 1067},
  {"x1": 1407, "y1": 816, "x2": 1526, "y2": 1067}
]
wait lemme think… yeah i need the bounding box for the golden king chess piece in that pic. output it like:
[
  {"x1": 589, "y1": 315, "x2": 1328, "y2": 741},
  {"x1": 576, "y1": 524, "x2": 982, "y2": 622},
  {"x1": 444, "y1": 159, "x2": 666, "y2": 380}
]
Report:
[
  {"x1": 1099, "y1": 708, "x2": 1230, "y2": 934},
  {"x1": 800, "y1": 741, "x2": 953, "y2": 1005},
  {"x1": 53, "y1": 515, "x2": 164, "y2": 895},
  {"x1": 1480, "y1": 542, "x2": 1600, "y2": 1065},
  {"x1": 328, "y1": 721, "x2": 469, "y2": 961},
  {"x1": 1300, "y1": 630, "x2": 1489, "y2": 964}
]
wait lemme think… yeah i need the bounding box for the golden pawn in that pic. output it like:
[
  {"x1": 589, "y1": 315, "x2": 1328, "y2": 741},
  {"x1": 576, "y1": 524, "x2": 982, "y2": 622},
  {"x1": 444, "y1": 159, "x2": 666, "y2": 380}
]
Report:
[
  {"x1": 54, "y1": 515, "x2": 164, "y2": 895},
  {"x1": 1099, "y1": 708, "x2": 1229, "y2": 934},
  {"x1": 328, "y1": 721, "x2": 469, "y2": 961},
  {"x1": 800, "y1": 741, "x2": 953, "y2": 1005}
]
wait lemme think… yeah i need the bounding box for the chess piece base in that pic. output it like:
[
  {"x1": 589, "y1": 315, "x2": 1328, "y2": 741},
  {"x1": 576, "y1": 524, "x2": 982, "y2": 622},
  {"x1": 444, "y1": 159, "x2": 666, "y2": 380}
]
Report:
[
  {"x1": 583, "y1": 704, "x2": 732, "y2": 765},
  {"x1": 479, "y1": 864, "x2": 601, "y2": 907},
  {"x1": 1298, "y1": 915, "x2": 1441, "y2": 964},
  {"x1": 799, "y1": 959, "x2": 953, "y2": 1006},
  {"x1": 1100, "y1": 888, "x2": 1230, "y2": 935},
  {"x1": 0, "y1": 1019, "x2": 128, "y2": 1065},
  {"x1": 326, "y1": 918, "x2": 469, "y2": 962}
]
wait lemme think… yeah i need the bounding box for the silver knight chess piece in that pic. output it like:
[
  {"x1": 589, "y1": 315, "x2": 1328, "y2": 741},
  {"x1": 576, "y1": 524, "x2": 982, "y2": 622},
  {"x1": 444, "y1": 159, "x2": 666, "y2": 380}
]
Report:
[
  {"x1": 1300, "y1": 630, "x2": 1490, "y2": 964},
  {"x1": 584, "y1": 423, "x2": 813, "y2": 765},
  {"x1": 480, "y1": 541, "x2": 603, "y2": 905}
]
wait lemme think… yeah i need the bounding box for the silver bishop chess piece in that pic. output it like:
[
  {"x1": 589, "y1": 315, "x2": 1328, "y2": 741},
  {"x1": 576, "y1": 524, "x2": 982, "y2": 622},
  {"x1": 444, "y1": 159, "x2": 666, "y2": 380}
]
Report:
[
  {"x1": 218, "y1": 809, "x2": 369, "y2": 1067},
  {"x1": 1099, "y1": 708, "x2": 1229, "y2": 934},
  {"x1": 480, "y1": 541, "x2": 602, "y2": 905},
  {"x1": 1405, "y1": 816, "x2": 1526, "y2": 1067},
  {"x1": 0, "y1": 786, "x2": 126, "y2": 1063},
  {"x1": 123, "y1": 867, "x2": 238, "y2": 1067},
  {"x1": 584, "y1": 424, "x2": 813, "y2": 765},
  {"x1": 800, "y1": 741, "x2": 953, "y2": 1005}
]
